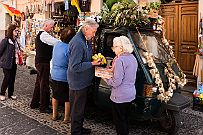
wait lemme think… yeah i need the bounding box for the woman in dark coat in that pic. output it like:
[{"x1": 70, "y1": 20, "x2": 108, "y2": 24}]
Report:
[{"x1": 0, "y1": 24, "x2": 20, "y2": 101}]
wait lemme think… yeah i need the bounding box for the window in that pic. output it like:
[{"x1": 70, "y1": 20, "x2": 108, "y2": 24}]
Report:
[
  {"x1": 102, "y1": 33, "x2": 123, "y2": 58},
  {"x1": 130, "y1": 31, "x2": 170, "y2": 63}
]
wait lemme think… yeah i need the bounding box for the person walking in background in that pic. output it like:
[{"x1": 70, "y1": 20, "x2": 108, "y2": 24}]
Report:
[
  {"x1": 102, "y1": 36, "x2": 138, "y2": 135},
  {"x1": 68, "y1": 19, "x2": 100, "y2": 135},
  {"x1": 50, "y1": 27, "x2": 76, "y2": 123},
  {"x1": 0, "y1": 24, "x2": 21, "y2": 101},
  {"x1": 30, "y1": 19, "x2": 59, "y2": 113}
]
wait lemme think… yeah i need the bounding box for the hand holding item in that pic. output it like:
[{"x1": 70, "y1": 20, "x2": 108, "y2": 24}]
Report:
[
  {"x1": 92, "y1": 59, "x2": 101, "y2": 66},
  {"x1": 101, "y1": 77, "x2": 108, "y2": 82},
  {"x1": 107, "y1": 65, "x2": 112, "y2": 69},
  {"x1": 95, "y1": 66, "x2": 113, "y2": 79},
  {"x1": 92, "y1": 53, "x2": 107, "y2": 65}
]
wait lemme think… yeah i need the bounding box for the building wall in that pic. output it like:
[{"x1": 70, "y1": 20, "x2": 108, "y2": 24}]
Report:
[
  {"x1": 199, "y1": 0, "x2": 203, "y2": 19},
  {"x1": 16, "y1": 0, "x2": 27, "y2": 12},
  {"x1": 0, "y1": 5, "x2": 6, "y2": 31},
  {"x1": 15, "y1": 0, "x2": 103, "y2": 19},
  {"x1": 0, "y1": 1, "x2": 12, "y2": 40},
  {"x1": 91, "y1": 0, "x2": 103, "y2": 14}
]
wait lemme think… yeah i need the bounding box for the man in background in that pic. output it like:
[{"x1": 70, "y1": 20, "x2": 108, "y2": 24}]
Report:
[{"x1": 30, "y1": 19, "x2": 59, "y2": 113}]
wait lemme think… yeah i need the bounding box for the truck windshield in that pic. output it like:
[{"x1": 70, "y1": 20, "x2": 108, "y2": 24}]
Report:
[{"x1": 130, "y1": 31, "x2": 170, "y2": 63}]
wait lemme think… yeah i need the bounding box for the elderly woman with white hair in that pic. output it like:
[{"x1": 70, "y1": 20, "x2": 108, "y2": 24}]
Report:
[{"x1": 102, "y1": 36, "x2": 138, "y2": 135}]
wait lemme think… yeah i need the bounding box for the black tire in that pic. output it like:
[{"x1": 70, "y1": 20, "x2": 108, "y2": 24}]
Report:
[{"x1": 159, "y1": 110, "x2": 181, "y2": 134}]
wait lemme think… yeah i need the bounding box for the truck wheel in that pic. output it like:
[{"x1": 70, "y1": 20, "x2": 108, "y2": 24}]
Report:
[{"x1": 159, "y1": 110, "x2": 181, "y2": 134}]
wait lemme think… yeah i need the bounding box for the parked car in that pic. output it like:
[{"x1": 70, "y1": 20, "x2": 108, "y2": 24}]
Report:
[{"x1": 91, "y1": 26, "x2": 191, "y2": 134}]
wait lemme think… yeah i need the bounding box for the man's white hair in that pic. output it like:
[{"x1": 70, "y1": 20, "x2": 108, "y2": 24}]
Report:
[
  {"x1": 113, "y1": 36, "x2": 134, "y2": 53},
  {"x1": 44, "y1": 18, "x2": 55, "y2": 26},
  {"x1": 82, "y1": 18, "x2": 99, "y2": 28}
]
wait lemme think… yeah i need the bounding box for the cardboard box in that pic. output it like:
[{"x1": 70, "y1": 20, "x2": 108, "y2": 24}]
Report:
[{"x1": 95, "y1": 66, "x2": 113, "y2": 79}]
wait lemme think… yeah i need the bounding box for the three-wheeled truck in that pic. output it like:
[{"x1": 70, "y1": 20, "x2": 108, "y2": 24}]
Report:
[{"x1": 90, "y1": 26, "x2": 191, "y2": 134}]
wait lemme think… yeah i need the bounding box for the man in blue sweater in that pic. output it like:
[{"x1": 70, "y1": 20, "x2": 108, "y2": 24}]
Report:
[{"x1": 68, "y1": 19, "x2": 100, "y2": 135}]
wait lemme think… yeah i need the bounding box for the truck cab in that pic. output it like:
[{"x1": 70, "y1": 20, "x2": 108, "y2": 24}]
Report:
[{"x1": 92, "y1": 26, "x2": 191, "y2": 134}]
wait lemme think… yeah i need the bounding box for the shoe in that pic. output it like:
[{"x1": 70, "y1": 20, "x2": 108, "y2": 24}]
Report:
[
  {"x1": 51, "y1": 114, "x2": 62, "y2": 121},
  {"x1": 82, "y1": 127, "x2": 91, "y2": 134},
  {"x1": 30, "y1": 103, "x2": 40, "y2": 109},
  {"x1": 30, "y1": 69, "x2": 38, "y2": 75},
  {"x1": 9, "y1": 96, "x2": 17, "y2": 100},
  {"x1": 61, "y1": 119, "x2": 71, "y2": 124},
  {"x1": 0, "y1": 95, "x2": 6, "y2": 101},
  {"x1": 40, "y1": 108, "x2": 52, "y2": 113}
]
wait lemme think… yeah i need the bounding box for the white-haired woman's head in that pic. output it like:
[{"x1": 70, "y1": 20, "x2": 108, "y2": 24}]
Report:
[{"x1": 113, "y1": 36, "x2": 134, "y2": 54}]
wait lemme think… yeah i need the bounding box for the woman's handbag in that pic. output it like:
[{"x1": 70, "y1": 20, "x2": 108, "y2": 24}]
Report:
[
  {"x1": 16, "y1": 40, "x2": 23, "y2": 65},
  {"x1": 17, "y1": 51, "x2": 23, "y2": 65}
]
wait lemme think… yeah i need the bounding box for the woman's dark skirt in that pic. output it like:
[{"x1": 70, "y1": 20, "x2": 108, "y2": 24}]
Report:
[{"x1": 51, "y1": 79, "x2": 69, "y2": 102}]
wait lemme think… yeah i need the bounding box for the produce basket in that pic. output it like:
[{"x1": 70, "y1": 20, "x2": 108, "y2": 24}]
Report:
[{"x1": 193, "y1": 97, "x2": 203, "y2": 112}]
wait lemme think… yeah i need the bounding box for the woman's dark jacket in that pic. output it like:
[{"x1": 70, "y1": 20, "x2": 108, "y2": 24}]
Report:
[{"x1": 0, "y1": 38, "x2": 16, "y2": 69}]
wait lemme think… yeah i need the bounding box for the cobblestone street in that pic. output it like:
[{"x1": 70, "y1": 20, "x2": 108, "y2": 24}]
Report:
[{"x1": 0, "y1": 66, "x2": 203, "y2": 135}]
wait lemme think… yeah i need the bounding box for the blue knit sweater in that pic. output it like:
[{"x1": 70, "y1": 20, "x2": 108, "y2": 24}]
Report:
[
  {"x1": 67, "y1": 31, "x2": 93, "y2": 90},
  {"x1": 51, "y1": 41, "x2": 69, "y2": 82}
]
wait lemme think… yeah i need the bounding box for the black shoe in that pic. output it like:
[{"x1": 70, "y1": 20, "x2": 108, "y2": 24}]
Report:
[
  {"x1": 40, "y1": 108, "x2": 52, "y2": 113},
  {"x1": 82, "y1": 127, "x2": 91, "y2": 134},
  {"x1": 30, "y1": 69, "x2": 38, "y2": 75},
  {"x1": 30, "y1": 103, "x2": 40, "y2": 109}
]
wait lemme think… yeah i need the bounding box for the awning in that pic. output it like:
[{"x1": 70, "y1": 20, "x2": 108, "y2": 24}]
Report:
[{"x1": 0, "y1": 2, "x2": 22, "y2": 18}]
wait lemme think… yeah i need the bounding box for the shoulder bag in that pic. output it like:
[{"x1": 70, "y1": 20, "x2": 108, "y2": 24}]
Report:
[{"x1": 16, "y1": 41, "x2": 23, "y2": 65}]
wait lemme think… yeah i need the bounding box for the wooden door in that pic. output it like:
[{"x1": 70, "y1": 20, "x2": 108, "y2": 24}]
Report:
[
  {"x1": 161, "y1": 2, "x2": 198, "y2": 82},
  {"x1": 178, "y1": 3, "x2": 198, "y2": 80},
  {"x1": 161, "y1": 4, "x2": 179, "y2": 58}
]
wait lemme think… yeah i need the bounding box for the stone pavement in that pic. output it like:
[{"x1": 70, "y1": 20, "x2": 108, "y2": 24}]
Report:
[
  {"x1": 0, "y1": 66, "x2": 203, "y2": 135},
  {"x1": 0, "y1": 66, "x2": 117, "y2": 135},
  {"x1": 0, "y1": 103, "x2": 62, "y2": 135}
]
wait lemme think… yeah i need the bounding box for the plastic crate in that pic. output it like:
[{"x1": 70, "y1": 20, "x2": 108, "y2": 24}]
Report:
[{"x1": 193, "y1": 97, "x2": 203, "y2": 112}]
